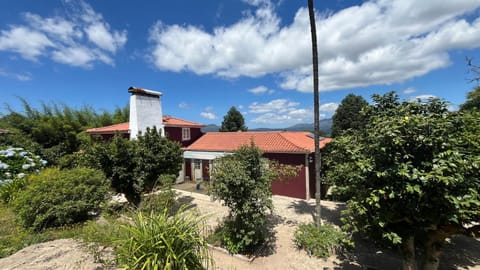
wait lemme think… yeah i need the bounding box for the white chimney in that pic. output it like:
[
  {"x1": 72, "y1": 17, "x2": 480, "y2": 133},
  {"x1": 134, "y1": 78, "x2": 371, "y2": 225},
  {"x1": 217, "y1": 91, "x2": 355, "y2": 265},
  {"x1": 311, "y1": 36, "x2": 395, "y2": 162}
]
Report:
[{"x1": 128, "y1": 86, "x2": 164, "y2": 139}]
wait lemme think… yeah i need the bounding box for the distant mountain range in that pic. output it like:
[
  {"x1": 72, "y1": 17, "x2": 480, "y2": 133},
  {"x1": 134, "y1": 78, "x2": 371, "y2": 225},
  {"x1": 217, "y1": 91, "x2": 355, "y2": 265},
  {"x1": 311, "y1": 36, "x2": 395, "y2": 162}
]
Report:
[{"x1": 201, "y1": 118, "x2": 333, "y2": 135}]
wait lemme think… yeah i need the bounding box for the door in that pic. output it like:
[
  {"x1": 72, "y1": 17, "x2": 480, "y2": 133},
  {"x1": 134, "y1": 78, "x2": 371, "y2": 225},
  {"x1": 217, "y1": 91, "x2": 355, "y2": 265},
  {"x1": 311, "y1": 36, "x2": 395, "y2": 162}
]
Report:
[{"x1": 193, "y1": 159, "x2": 202, "y2": 181}]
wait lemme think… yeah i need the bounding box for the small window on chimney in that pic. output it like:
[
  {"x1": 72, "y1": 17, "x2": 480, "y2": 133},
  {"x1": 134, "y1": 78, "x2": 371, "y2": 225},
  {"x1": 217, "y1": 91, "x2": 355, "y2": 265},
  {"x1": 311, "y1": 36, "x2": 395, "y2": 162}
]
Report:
[{"x1": 182, "y1": 128, "x2": 191, "y2": 141}]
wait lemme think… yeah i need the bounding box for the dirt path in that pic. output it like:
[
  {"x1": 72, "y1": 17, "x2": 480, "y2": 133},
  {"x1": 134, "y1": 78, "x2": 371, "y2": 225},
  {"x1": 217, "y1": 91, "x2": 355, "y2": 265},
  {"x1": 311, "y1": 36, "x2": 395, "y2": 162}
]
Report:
[{"x1": 174, "y1": 189, "x2": 480, "y2": 270}]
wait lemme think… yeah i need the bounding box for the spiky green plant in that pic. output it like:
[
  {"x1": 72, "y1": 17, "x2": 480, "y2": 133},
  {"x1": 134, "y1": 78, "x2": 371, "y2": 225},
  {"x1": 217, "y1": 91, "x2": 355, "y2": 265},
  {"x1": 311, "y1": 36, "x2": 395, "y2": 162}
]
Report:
[{"x1": 116, "y1": 206, "x2": 214, "y2": 270}]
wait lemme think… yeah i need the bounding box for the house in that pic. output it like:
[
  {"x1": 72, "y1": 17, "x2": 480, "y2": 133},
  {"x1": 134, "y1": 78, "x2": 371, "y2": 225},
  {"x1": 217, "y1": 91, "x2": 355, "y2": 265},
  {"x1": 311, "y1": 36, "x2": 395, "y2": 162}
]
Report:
[
  {"x1": 85, "y1": 116, "x2": 204, "y2": 147},
  {"x1": 85, "y1": 87, "x2": 204, "y2": 147},
  {"x1": 183, "y1": 131, "x2": 332, "y2": 200}
]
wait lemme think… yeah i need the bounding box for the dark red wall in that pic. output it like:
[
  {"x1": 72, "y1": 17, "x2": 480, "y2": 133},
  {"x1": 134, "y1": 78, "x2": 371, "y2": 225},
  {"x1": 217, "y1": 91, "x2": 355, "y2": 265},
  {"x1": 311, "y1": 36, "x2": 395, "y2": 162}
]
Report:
[
  {"x1": 184, "y1": 159, "x2": 192, "y2": 180},
  {"x1": 265, "y1": 153, "x2": 307, "y2": 199},
  {"x1": 165, "y1": 127, "x2": 203, "y2": 147}
]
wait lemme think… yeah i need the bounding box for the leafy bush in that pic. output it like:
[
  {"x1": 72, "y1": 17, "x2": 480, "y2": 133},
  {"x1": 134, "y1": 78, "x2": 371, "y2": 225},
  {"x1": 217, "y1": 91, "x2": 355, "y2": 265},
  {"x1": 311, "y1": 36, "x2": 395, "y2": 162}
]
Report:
[
  {"x1": 134, "y1": 127, "x2": 183, "y2": 192},
  {"x1": 13, "y1": 168, "x2": 109, "y2": 231},
  {"x1": 294, "y1": 223, "x2": 353, "y2": 258},
  {"x1": 116, "y1": 206, "x2": 213, "y2": 270},
  {"x1": 210, "y1": 142, "x2": 279, "y2": 254},
  {"x1": 0, "y1": 177, "x2": 28, "y2": 204},
  {"x1": 139, "y1": 174, "x2": 178, "y2": 214},
  {"x1": 78, "y1": 129, "x2": 183, "y2": 205}
]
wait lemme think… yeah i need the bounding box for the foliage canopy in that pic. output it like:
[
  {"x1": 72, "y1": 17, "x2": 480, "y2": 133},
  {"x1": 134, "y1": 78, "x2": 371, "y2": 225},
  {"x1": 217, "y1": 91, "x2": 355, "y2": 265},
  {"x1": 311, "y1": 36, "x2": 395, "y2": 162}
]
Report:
[
  {"x1": 327, "y1": 92, "x2": 480, "y2": 269},
  {"x1": 331, "y1": 93, "x2": 369, "y2": 137},
  {"x1": 220, "y1": 106, "x2": 247, "y2": 132},
  {"x1": 77, "y1": 128, "x2": 182, "y2": 204},
  {"x1": 460, "y1": 86, "x2": 480, "y2": 112},
  {"x1": 210, "y1": 142, "x2": 297, "y2": 253},
  {"x1": 0, "y1": 99, "x2": 129, "y2": 165}
]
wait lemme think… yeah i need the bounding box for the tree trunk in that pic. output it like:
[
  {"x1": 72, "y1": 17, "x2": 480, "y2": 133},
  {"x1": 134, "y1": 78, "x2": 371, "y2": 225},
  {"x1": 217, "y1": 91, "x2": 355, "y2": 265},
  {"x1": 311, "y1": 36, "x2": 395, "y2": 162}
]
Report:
[
  {"x1": 308, "y1": 0, "x2": 321, "y2": 228},
  {"x1": 401, "y1": 236, "x2": 417, "y2": 270},
  {"x1": 422, "y1": 230, "x2": 445, "y2": 270}
]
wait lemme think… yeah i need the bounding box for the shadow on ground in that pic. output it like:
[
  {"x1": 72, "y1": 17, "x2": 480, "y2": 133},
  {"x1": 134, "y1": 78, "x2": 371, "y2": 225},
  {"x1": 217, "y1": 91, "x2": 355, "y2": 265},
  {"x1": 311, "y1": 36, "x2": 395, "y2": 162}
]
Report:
[
  {"x1": 287, "y1": 200, "x2": 480, "y2": 269},
  {"x1": 439, "y1": 235, "x2": 480, "y2": 270},
  {"x1": 287, "y1": 200, "x2": 344, "y2": 226},
  {"x1": 255, "y1": 214, "x2": 286, "y2": 257},
  {"x1": 336, "y1": 234, "x2": 480, "y2": 270},
  {"x1": 172, "y1": 194, "x2": 197, "y2": 213}
]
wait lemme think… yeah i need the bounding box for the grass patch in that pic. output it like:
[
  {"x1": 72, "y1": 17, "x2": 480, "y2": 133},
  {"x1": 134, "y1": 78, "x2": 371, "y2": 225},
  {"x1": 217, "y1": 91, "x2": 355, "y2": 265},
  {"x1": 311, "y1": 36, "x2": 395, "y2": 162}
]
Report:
[
  {"x1": 293, "y1": 223, "x2": 353, "y2": 259},
  {"x1": 0, "y1": 203, "x2": 84, "y2": 258}
]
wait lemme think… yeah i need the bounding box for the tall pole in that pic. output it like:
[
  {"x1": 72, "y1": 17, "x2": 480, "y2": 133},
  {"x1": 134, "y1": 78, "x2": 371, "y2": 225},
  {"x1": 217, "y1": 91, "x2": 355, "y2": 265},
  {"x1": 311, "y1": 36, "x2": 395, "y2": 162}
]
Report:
[{"x1": 308, "y1": 0, "x2": 322, "y2": 227}]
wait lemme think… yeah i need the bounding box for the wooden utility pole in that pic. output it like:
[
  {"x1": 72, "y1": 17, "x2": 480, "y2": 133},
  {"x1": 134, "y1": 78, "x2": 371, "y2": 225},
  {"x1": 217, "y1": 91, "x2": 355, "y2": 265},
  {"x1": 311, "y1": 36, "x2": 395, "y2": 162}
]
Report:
[{"x1": 308, "y1": 0, "x2": 322, "y2": 227}]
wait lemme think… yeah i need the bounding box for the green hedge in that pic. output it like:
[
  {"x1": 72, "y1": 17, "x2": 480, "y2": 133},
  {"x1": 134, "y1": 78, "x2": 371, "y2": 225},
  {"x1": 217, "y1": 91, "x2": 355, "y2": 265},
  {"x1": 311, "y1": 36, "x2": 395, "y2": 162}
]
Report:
[{"x1": 13, "y1": 167, "x2": 108, "y2": 231}]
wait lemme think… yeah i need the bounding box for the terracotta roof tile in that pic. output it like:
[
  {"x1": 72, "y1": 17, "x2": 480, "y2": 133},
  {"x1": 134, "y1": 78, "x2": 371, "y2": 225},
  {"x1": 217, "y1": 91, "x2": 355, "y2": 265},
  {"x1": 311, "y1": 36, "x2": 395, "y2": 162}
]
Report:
[
  {"x1": 162, "y1": 115, "x2": 205, "y2": 128},
  {"x1": 86, "y1": 122, "x2": 129, "y2": 134},
  {"x1": 85, "y1": 116, "x2": 204, "y2": 134},
  {"x1": 186, "y1": 132, "x2": 332, "y2": 153}
]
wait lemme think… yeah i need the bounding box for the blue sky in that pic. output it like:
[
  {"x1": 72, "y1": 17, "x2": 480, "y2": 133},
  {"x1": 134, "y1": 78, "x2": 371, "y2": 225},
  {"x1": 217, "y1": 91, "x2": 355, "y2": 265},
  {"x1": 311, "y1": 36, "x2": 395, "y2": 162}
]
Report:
[{"x1": 1, "y1": 0, "x2": 480, "y2": 128}]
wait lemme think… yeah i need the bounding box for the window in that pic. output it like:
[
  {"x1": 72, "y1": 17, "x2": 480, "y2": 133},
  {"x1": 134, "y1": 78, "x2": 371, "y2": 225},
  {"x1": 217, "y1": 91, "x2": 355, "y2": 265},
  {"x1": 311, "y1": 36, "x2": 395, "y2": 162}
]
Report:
[
  {"x1": 182, "y1": 128, "x2": 191, "y2": 141},
  {"x1": 194, "y1": 160, "x2": 201, "y2": 169}
]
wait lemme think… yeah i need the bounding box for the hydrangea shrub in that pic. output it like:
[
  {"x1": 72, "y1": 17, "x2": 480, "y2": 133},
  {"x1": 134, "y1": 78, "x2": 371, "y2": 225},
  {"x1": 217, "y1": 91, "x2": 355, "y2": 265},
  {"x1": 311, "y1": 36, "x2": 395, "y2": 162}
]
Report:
[{"x1": 0, "y1": 147, "x2": 47, "y2": 184}]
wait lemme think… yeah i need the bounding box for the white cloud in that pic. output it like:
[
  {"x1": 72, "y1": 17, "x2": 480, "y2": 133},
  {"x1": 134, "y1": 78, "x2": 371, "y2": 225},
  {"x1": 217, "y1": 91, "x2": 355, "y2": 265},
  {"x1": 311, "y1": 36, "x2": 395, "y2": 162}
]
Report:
[
  {"x1": 402, "y1": 87, "x2": 417, "y2": 94},
  {"x1": 242, "y1": 0, "x2": 272, "y2": 7},
  {"x1": 248, "y1": 98, "x2": 333, "y2": 125},
  {"x1": 178, "y1": 102, "x2": 189, "y2": 109},
  {"x1": 249, "y1": 99, "x2": 299, "y2": 114},
  {"x1": 413, "y1": 94, "x2": 437, "y2": 100},
  {"x1": 319, "y1": 102, "x2": 339, "y2": 113},
  {"x1": 200, "y1": 112, "x2": 218, "y2": 120},
  {"x1": 200, "y1": 106, "x2": 218, "y2": 120},
  {"x1": 0, "y1": 0, "x2": 127, "y2": 68},
  {"x1": 0, "y1": 69, "x2": 32, "y2": 81},
  {"x1": 85, "y1": 22, "x2": 126, "y2": 53},
  {"x1": 148, "y1": 0, "x2": 480, "y2": 92},
  {"x1": 0, "y1": 26, "x2": 55, "y2": 60},
  {"x1": 248, "y1": 85, "x2": 275, "y2": 95}
]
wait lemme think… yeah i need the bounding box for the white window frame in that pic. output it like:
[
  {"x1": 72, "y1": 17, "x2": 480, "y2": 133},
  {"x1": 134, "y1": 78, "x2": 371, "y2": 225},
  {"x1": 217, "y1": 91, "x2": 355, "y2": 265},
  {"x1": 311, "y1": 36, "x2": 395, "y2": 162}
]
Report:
[{"x1": 182, "y1": 128, "x2": 191, "y2": 141}]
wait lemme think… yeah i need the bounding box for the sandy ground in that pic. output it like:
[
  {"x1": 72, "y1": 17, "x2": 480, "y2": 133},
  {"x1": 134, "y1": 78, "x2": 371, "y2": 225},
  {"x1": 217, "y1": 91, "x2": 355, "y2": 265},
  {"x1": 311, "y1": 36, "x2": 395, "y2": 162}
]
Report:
[
  {"x1": 173, "y1": 189, "x2": 480, "y2": 270},
  {"x1": 0, "y1": 188, "x2": 478, "y2": 270}
]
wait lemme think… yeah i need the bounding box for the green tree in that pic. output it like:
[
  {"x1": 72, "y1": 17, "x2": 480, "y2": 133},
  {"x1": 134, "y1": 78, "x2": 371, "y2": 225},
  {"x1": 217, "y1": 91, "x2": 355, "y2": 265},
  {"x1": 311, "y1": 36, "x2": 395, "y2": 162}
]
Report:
[
  {"x1": 331, "y1": 93, "x2": 369, "y2": 137},
  {"x1": 0, "y1": 99, "x2": 130, "y2": 165},
  {"x1": 80, "y1": 134, "x2": 140, "y2": 204},
  {"x1": 78, "y1": 128, "x2": 182, "y2": 204},
  {"x1": 220, "y1": 106, "x2": 247, "y2": 132},
  {"x1": 328, "y1": 93, "x2": 480, "y2": 269},
  {"x1": 210, "y1": 142, "x2": 296, "y2": 253},
  {"x1": 459, "y1": 86, "x2": 480, "y2": 112},
  {"x1": 134, "y1": 127, "x2": 183, "y2": 192}
]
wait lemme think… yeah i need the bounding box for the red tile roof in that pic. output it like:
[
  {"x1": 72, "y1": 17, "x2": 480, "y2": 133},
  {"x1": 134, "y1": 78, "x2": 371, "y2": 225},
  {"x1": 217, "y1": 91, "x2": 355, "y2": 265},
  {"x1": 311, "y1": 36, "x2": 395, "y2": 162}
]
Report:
[
  {"x1": 163, "y1": 116, "x2": 205, "y2": 128},
  {"x1": 85, "y1": 123, "x2": 129, "y2": 134},
  {"x1": 85, "y1": 116, "x2": 204, "y2": 134},
  {"x1": 185, "y1": 132, "x2": 332, "y2": 153}
]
